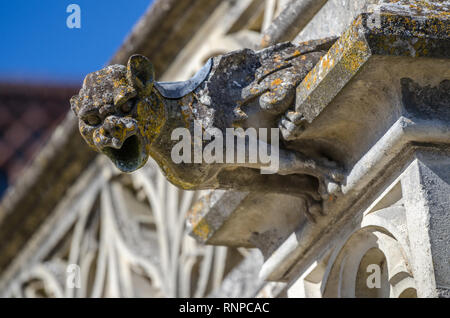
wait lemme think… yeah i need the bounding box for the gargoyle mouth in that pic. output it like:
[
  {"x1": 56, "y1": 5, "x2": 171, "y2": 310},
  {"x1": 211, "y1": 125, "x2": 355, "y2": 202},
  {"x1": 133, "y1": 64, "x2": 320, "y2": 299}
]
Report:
[{"x1": 103, "y1": 134, "x2": 145, "y2": 172}]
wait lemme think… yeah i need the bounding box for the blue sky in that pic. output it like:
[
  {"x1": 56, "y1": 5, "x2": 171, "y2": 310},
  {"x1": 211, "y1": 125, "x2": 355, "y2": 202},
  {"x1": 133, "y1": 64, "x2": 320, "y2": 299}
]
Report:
[{"x1": 0, "y1": 0, "x2": 152, "y2": 84}]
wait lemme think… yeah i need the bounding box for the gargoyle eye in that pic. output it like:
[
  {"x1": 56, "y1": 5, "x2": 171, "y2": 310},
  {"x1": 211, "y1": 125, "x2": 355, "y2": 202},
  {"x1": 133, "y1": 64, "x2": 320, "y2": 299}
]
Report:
[
  {"x1": 84, "y1": 114, "x2": 101, "y2": 126},
  {"x1": 120, "y1": 100, "x2": 134, "y2": 113}
]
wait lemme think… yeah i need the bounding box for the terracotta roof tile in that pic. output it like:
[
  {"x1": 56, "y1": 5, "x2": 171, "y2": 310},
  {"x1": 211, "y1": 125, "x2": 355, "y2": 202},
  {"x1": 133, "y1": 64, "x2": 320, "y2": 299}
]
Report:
[{"x1": 0, "y1": 83, "x2": 78, "y2": 193}]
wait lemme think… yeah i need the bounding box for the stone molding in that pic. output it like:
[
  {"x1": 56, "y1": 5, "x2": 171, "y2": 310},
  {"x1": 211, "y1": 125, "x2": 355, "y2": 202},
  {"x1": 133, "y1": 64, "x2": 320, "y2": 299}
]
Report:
[{"x1": 187, "y1": 2, "x2": 450, "y2": 297}]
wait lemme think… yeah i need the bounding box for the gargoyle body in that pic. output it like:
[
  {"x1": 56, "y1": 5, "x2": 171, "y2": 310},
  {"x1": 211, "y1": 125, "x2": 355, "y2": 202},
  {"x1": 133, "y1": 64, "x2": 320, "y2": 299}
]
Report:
[{"x1": 71, "y1": 38, "x2": 343, "y2": 217}]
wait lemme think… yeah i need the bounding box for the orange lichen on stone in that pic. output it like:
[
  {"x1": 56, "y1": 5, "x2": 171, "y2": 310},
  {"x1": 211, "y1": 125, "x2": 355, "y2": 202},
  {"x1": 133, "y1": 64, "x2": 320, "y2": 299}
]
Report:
[{"x1": 271, "y1": 78, "x2": 282, "y2": 87}]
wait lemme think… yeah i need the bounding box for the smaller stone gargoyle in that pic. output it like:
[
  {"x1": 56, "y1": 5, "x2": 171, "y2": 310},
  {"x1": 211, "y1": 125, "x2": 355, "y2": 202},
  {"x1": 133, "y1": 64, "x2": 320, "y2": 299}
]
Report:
[{"x1": 70, "y1": 38, "x2": 344, "y2": 219}]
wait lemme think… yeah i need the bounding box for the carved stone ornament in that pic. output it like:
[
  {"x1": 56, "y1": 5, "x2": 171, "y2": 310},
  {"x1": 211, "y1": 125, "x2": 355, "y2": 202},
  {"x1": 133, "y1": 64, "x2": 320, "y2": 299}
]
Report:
[{"x1": 70, "y1": 38, "x2": 345, "y2": 215}]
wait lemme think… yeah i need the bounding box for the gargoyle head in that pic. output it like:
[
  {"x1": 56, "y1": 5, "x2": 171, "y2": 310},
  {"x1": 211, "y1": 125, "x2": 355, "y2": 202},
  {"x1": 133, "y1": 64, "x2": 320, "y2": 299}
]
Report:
[{"x1": 70, "y1": 55, "x2": 165, "y2": 172}]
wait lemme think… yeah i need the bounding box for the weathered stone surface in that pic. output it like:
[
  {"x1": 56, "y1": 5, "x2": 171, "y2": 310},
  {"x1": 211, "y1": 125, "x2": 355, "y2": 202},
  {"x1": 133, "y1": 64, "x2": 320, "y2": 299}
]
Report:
[
  {"x1": 187, "y1": 189, "x2": 308, "y2": 255},
  {"x1": 188, "y1": 2, "x2": 450, "y2": 293},
  {"x1": 71, "y1": 38, "x2": 343, "y2": 219},
  {"x1": 110, "y1": 0, "x2": 223, "y2": 76},
  {"x1": 275, "y1": 146, "x2": 449, "y2": 298},
  {"x1": 294, "y1": 0, "x2": 379, "y2": 43},
  {"x1": 0, "y1": 0, "x2": 222, "y2": 277},
  {"x1": 1, "y1": 0, "x2": 448, "y2": 299},
  {"x1": 292, "y1": 0, "x2": 450, "y2": 44},
  {"x1": 260, "y1": 0, "x2": 328, "y2": 48},
  {"x1": 402, "y1": 149, "x2": 450, "y2": 298},
  {"x1": 0, "y1": 112, "x2": 96, "y2": 273},
  {"x1": 280, "y1": 6, "x2": 450, "y2": 141},
  {"x1": 401, "y1": 78, "x2": 450, "y2": 121},
  {"x1": 259, "y1": 3, "x2": 450, "y2": 285},
  {"x1": 187, "y1": 190, "x2": 250, "y2": 244},
  {"x1": 209, "y1": 249, "x2": 265, "y2": 298}
]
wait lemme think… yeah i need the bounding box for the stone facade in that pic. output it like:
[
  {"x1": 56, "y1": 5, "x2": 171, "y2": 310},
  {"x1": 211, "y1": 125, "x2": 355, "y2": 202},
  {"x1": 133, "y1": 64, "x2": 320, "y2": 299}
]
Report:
[
  {"x1": 188, "y1": 0, "x2": 450, "y2": 298},
  {"x1": 0, "y1": 0, "x2": 448, "y2": 298},
  {"x1": 0, "y1": 0, "x2": 292, "y2": 298}
]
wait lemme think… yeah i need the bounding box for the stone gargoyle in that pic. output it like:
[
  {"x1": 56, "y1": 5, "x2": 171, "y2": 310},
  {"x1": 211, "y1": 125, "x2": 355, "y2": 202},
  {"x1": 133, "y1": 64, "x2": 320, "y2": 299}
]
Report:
[{"x1": 70, "y1": 38, "x2": 344, "y2": 218}]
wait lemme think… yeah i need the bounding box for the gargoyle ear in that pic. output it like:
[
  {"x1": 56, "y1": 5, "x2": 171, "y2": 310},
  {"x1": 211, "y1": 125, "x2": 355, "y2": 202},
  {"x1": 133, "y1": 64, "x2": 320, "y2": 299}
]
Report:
[
  {"x1": 126, "y1": 54, "x2": 154, "y2": 96},
  {"x1": 70, "y1": 95, "x2": 79, "y2": 116}
]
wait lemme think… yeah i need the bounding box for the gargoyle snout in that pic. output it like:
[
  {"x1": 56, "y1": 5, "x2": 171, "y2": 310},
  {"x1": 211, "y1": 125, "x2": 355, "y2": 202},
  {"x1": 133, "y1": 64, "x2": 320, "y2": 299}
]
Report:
[{"x1": 93, "y1": 116, "x2": 138, "y2": 150}]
